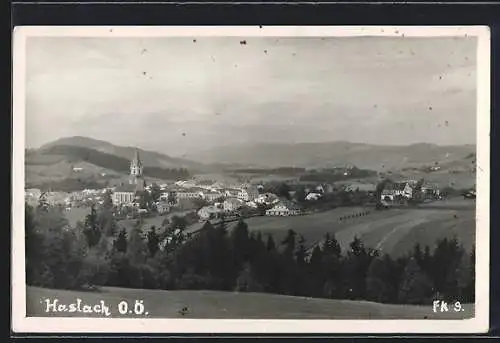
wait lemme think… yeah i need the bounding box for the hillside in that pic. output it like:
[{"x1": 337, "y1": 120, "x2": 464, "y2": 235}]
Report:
[
  {"x1": 26, "y1": 286, "x2": 473, "y2": 319},
  {"x1": 188, "y1": 141, "x2": 476, "y2": 171},
  {"x1": 39, "y1": 136, "x2": 204, "y2": 170},
  {"x1": 25, "y1": 145, "x2": 190, "y2": 187},
  {"x1": 184, "y1": 198, "x2": 475, "y2": 258}
]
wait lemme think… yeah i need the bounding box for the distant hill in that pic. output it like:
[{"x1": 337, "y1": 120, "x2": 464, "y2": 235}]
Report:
[
  {"x1": 25, "y1": 144, "x2": 191, "y2": 188},
  {"x1": 189, "y1": 141, "x2": 476, "y2": 171},
  {"x1": 40, "y1": 136, "x2": 204, "y2": 170}
]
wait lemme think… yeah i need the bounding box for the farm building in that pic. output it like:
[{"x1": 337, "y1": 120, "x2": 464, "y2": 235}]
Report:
[{"x1": 381, "y1": 182, "x2": 413, "y2": 201}]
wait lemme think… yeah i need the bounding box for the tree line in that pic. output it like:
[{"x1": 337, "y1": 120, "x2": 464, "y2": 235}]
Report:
[{"x1": 26, "y1": 197, "x2": 474, "y2": 306}]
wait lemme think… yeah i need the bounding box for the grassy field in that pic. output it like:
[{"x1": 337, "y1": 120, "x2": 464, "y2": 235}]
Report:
[
  {"x1": 189, "y1": 198, "x2": 475, "y2": 257},
  {"x1": 26, "y1": 286, "x2": 474, "y2": 319}
]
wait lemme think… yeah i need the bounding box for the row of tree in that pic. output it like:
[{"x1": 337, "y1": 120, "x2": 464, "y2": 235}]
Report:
[{"x1": 26, "y1": 199, "x2": 475, "y2": 305}]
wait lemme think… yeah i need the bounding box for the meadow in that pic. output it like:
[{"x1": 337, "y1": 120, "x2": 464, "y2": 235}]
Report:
[
  {"x1": 214, "y1": 198, "x2": 476, "y2": 257},
  {"x1": 26, "y1": 286, "x2": 474, "y2": 319}
]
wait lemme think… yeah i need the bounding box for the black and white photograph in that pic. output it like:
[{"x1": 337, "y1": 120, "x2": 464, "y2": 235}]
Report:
[{"x1": 12, "y1": 26, "x2": 490, "y2": 334}]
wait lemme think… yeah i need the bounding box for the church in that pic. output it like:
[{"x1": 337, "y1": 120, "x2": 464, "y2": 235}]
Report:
[{"x1": 112, "y1": 149, "x2": 148, "y2": 206}]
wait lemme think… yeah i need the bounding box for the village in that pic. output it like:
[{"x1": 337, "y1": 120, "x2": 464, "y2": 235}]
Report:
[{"x1": 24, "y1": 149, "x2": 469, "y2": 234}]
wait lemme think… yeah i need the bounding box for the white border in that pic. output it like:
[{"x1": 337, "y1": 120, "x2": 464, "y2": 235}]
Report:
[{"x1": 11, "y1": 25, "x2": 491, "y2": 334}]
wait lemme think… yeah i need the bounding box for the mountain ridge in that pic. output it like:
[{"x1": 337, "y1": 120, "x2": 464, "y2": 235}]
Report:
[
  {"x1": 40, "y1": 136, "x2": 203, "y2": 170},
  {"x1": 185, "y1": 140, "x2": 476, "y2": 170},
  {"x1": 31, "y1": 136, "x2": 476, "y2": 172}
]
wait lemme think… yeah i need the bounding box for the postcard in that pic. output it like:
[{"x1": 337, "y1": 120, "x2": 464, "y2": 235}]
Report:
[{"x1": 12, "y1": 25, "x2": 490, "y2": 334}]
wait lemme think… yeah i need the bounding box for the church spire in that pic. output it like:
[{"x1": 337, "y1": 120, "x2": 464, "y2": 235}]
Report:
[
  {"x1": 130, "y1": 148, "x2": 144, "y2": 184},
  {"x1": 132, "y1": 148, "x2": 142, "y2": 167}
]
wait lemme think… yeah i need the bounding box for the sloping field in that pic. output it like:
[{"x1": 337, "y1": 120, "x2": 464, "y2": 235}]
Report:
[
  {"x1": 205, "y1": 199, "x2": 476, "y2": 257},
  {"x1": 335, "y1": 207, "x2": 475, "y2": 257},
  {"x1": 26, "y1": 286, "x2": 473, "y2": 319},
  {"x1": 230, "y1": 206, "x2": 370, "y2": 247}
]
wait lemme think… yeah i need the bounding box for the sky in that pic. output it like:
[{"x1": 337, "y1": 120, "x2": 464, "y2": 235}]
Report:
[{"x1": 25, "y1": 36, "x2": 477, "y2": 156}]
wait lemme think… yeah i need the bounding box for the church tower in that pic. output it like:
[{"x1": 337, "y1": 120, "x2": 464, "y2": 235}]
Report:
[{"x1": 129, "y1": 149, "x2": 144, "y2": 187}]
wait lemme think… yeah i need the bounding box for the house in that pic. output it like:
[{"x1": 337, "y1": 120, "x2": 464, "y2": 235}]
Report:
[
  {"x1": 159, "y1": 191, "x2": 170, "y2": 201},
  {"x1": 421, "y1": 183, "x2": 441, "y2": 198},
  {"x1": 197, "y1": 205, "x2": 224, "y2": 221},
  {"x1": 265, "y1": 199, "x2": 301, "y2": 216},
  {"x1": 381, "y1": 182, "x2": 413, "y2": 201},
  {"x1": 255, "y1": 193, "x2": 279, "y2": 205},
  {"x1": 237, "y1": 187, "x2": 260, "y2": 202},
  {"x1": 223, "y1": 198, "x2": 244, "y2": 212},
  {"x1": 246, "y1": 201, "x2": 258, "y2": 208},
  {"x1": 315, "y1": 185, "x2": 325, "y2": 194},
  {"x1": 156, "y1": 201, "x2": 170, "y2": 214},
  {"x1": 305, "y1": 192, "x2": 323, "y2": 201}
]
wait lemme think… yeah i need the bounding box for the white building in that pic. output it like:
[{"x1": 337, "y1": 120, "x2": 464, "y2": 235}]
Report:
[
  {"x1": 198, "y1": 205, "x2": 224, "y2": 220},
  {"x1": 255, "y1": 193, "x2": 279, "y2": 205},
  {"x1": 160, "y1": 191, "x2": 170, "y2": 201},
  {"x1": 112, "y1": 184, "x2": 138, "y2": 206},
  {"x1": 265, "y1": 199, "x2": 301, "y2": 216},
  {"x1": 223, "y1": 198, "x2": 244, "y2": 212},
  {"x1": 203, "y1": 191, "x2": 224, "y2": 202},
  {"x1": 305, "y1": 192, "x2": 323, "y2": 201},
  {"x1": 237, "y1": 187, "x2": 259, "y2": 202},
  {"x1": 176, "y1": 188, "x2": 204, "y2": 200},
  {"x1": 381, "y1": 182, "x2": 413, "y2": 201},
  {"x1": 156, "y1": 201, "x2": 170, "y2": 214}
]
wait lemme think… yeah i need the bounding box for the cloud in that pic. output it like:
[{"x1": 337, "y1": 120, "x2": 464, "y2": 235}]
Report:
[{"x1": 24, "y1": 36, "x2": 478, "y2": 153}]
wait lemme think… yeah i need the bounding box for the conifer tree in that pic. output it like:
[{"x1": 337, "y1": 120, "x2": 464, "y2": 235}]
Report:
[
  {"x1": 266, "y1": 235, "x2": 276, "y2": 252},
  {"x1": 146, "y1": 225, "x2": 160, "y2": 257},
  {"x1": 398, "y1": 257, "x2": 433, "y2": 304},
  {"x1": 127, "y1": 221, "x2": 148, "y2": 264},
  {"x1": 114, "y1": 228, "x2": 128, "y2": 253},
  {"x1": 230, "y1": 218, "x2": 251, "y2": 271},
  {"x1": 83, "y1": 205, "x2": 101, "y2": 248}
]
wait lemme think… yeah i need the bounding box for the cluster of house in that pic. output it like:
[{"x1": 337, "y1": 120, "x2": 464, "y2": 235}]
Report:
[
  {"x1": 24, "y1": 188, "x2": 108, "y2": 208},
  {"x1": 380, "y1": 180, "x2": 440, "y2": 201},
  {"x1": 195, "y1": 186, "x2": 303, "y2": 220}
]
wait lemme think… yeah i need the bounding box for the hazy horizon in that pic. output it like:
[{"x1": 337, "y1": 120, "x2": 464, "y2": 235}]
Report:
[{"x1": 25, "y1": 36, "x2": 478, "y2": 156}]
